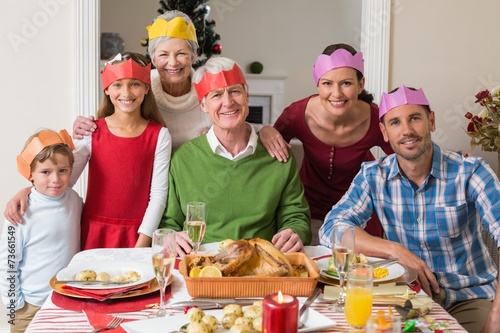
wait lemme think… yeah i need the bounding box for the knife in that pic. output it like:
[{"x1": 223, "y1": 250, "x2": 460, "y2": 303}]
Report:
[
  {"x1": 367, "y1": 258, "x2": 399, "y2": 267},
  {"x1": 299, "y1": 288, "x2": 321, "y2": 317},
  {"x1": 54, "y1": 280, "x2": 135, "y2": 285},
  {"x1": 170, "y1": 298, "x2": 262, "y2": 310}
]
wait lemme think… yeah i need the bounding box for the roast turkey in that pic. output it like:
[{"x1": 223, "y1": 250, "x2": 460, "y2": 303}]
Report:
[{"x1": 189, "y1": 238, "x2": 294, "y2": 277}]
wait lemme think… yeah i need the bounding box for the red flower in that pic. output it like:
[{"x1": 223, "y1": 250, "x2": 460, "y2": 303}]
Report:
[
  {"x1": 475, "y1": 90, "x2": 490, "y2": 103},
  {"x1": 465, "y1": 112, "x2": 473, "y2": 119},
  {"x1": 472, "y1": 115, "x2": 483, "y2": 124},
  {"x1": 466, "y1": 122, "x2": 476, "y2": 132}
]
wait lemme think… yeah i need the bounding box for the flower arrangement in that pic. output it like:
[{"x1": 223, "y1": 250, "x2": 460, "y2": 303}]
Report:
[{"x1": 465, "y1": 86, "x2": 500, "y2": 152}]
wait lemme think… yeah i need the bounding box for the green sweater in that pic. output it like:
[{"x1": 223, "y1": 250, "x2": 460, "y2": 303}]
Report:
[{"x1": 160, "y1": 135, "x2": 311, "y2": 245}]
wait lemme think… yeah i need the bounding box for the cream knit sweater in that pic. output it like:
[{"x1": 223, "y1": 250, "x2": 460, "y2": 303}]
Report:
[{"x1": 151, "y1": 68, "x2": 212, "y2": 149}]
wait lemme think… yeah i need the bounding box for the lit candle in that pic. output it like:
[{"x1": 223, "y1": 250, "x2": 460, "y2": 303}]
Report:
[{"x1": 263, "y1": 291, "x2": 299, "y2": 333}]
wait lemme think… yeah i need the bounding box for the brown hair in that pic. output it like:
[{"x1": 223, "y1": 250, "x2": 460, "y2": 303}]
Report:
[
  {"x1": 322, "y1": 43, "x2": 374, "y2": 105},
  {"x1": 97, "y1": 52, "x2": 166, "y2": 127}
]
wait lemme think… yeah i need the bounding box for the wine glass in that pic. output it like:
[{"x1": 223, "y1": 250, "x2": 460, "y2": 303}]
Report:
[
  {"x1": 330, "y1": 225, "x2": 355, "y2": 312},
  {"x1": 185, "y1": 202, "x2": 206, "y2": 254},
  {"x1": 150, "y1": 228, "x2": 176, "y2": 317}
]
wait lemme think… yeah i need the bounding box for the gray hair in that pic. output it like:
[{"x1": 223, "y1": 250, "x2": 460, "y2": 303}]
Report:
[
  {"x1": 193, "y1": 57, "x2": 248, "y2": 103},
  {"x1": 148, "y1": 10, "x2": 199, "y2": 67}
]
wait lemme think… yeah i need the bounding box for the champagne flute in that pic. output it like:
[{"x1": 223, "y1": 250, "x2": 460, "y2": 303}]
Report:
[
  {"x1": 150, "y1": 228, "x2": 176, "y2": 317},
  {"x1": 330, "y1": 225, "x2": 355, "y2": 312},
  {"x1": 186, "y1": 202, "x2": 206, "y2": 254}
]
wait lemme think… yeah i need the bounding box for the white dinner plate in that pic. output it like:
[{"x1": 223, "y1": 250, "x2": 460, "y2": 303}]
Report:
[
  {"x1": 315, "y1": 257, "x2": 405, "y2": 283},
  {"x1": 198, "y1": 242, "x2": 220, "y2": 254},
  {"x1": 56, "y1": 260, "x2": 155, "y2": 290},
  {"x1": 121, "y1": 307, "x2": 336, "y2": 333}
]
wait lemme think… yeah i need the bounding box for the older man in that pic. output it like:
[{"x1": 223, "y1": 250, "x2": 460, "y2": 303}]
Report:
[
  {"x1": 319, "y1": 86, "x2": 500, "y2": 332},
  {"x1": 160, "y1": 57, "x2": 311, "y2": 256}
]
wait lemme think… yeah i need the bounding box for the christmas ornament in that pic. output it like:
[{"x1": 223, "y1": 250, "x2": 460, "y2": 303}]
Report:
[
  {"x1": 250, "y1": 61, "x2": 264, "y2": 74},
  {"x1": 212, "y1": 43, "x2": 222, "y2": 54}
]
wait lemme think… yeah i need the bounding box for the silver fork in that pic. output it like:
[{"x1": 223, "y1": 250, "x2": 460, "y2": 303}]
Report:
[{"x1": 89, "y1": 316, "x2": 123, "y2": 333}]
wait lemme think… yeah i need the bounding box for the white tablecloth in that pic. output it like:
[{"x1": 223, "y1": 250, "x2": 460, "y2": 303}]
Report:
[{"x1": 25, "y1": 246, "x2": 467, "y2": 333}]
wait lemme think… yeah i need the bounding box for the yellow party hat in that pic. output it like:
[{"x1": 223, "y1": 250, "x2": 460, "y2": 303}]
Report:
[{"x1": 146, "y1": 17, "x2": 197, "y2": 44}]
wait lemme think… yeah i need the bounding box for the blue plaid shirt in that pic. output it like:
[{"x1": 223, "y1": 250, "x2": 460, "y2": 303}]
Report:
[{"x1": 319, "y1": 143, "x2": 498, "y2": 308}]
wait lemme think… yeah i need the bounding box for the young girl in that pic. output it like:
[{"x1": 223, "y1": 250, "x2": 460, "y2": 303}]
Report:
[{"x1": 72, "y1": 52, "x2": 172, "y2": 249}]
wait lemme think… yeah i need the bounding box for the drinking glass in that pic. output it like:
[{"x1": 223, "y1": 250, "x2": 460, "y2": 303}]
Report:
[
  {"x1": 150, "y1": 228, "x2": 176, "y2": 317},
  {"x1": 345, "y1": 263, "x2": 373, "y2": 329},
  {"x1": 185, "y1": 202, "x2": 206, "y2": 254},
  {"x1": 365, "y1": 312, "x2": 402, "y2": 333},
  {"x1": 329, "y1": 225, "x2": 355, "y2": 312}
]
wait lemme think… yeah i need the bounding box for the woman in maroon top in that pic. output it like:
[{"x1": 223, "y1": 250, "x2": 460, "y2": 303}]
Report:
[{"x1": 260, "y1": 43, "x2": 393, "y2": 245}]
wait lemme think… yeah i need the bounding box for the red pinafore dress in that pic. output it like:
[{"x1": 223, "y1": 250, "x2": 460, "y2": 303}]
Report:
[{"x1": 81, "y1": 118, "x2": 162, "y2": 249}]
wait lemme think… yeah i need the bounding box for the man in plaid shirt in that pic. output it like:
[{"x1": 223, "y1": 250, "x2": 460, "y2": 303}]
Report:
[{"x1": 319, "y1": 85, "x2": 499, "y2": 333}]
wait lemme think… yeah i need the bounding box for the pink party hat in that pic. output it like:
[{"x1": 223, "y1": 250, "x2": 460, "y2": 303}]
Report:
[
  {"x1": 312, "y1": 49, "x2": 364, "y2": 86},
  {"x1": 378, "y1": 85, "x2": 430, "y2": 120}
]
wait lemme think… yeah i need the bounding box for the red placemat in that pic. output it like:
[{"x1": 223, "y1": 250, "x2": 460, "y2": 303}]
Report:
[{"x1": 52, "y1": 286, "x2": 170, "y2": 312}]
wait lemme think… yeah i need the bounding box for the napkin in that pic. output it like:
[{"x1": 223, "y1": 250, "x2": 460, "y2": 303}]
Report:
[
  {"x1": 52, "y1": 287, "x2": 162, "y2": 312},
  {"x1": 395, "y1": 297, "x2": 432, "y2": 320},
  {"x1": 61, "y1": 283, "x2": 151, "y2": 301},
  {"x1": 84, "y1": 310, "x2": 128, "y2": 333}
]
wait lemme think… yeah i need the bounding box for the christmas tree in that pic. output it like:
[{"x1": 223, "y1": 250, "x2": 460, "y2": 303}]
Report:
[{"x1": 142, "y1": 0, "x2": 221, "y2": 68}]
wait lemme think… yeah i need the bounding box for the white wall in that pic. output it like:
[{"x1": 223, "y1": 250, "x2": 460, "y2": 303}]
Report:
[
  {"x1": 0, "y1": 1, "x2": 75, "y2": 330},
  {"x1": 101, "y1": 0, "x2": 363, "y2": 109},
  {"x1": 0, "y1": 0, "x2": 76, "y2": 210},
  {"x1": 390, "y1": 0, "x2": 500, "y2": 172}
]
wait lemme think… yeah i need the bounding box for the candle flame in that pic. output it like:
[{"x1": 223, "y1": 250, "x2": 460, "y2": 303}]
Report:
[{"x1": 277, "y1": 290, "x2": 284, "y2": 303}]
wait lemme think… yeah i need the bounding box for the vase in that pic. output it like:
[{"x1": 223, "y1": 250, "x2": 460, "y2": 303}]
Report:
[{"x1": 100, "y1": 33, "x2": 124, "y2": 60}]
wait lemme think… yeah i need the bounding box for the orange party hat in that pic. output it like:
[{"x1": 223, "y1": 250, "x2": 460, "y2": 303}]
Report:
[{"x1": 17, "y1": 130, "x2": 74, "y2": 180}]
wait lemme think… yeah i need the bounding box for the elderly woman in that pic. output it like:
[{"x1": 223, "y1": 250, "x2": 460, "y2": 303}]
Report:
[{"x1": 74, "y1": 10, "x2": 211, "y2": 148}]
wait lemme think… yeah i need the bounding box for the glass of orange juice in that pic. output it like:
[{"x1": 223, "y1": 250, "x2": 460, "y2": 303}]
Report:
[{"x1": 345, "y1": 263, "x2": 373, "y2": 329}]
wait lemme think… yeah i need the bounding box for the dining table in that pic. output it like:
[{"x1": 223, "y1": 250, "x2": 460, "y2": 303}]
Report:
[{"x1": 25, "y1": 246, "x2": 468, "y2": 333}]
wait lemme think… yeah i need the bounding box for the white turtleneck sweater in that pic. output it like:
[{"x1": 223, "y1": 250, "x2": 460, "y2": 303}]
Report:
[
  {"x1": 0, "y1": 188, "x2": 82, "y2": 309},
  {"x1": 151, "y1": 68, "x2": 212, "y2": 149}
]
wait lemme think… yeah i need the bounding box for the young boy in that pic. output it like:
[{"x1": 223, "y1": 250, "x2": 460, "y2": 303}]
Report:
[{"x1": 0, "y1": 130, "x2": 82, "y2": 333}]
